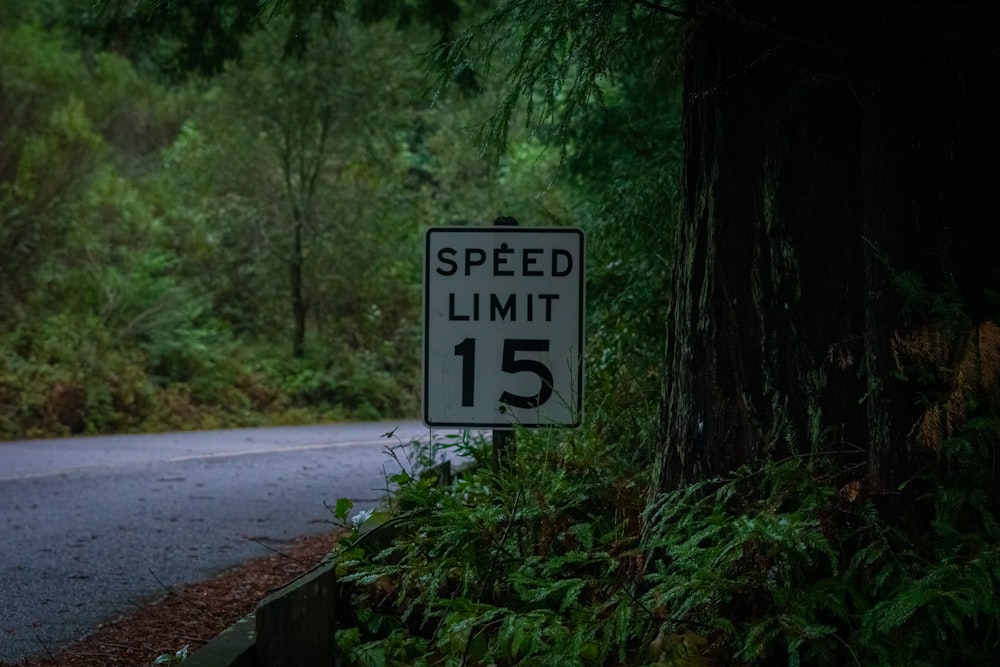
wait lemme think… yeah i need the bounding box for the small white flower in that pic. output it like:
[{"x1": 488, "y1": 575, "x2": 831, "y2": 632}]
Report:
[{"x1": 351, "y1": 508, "x2": 374, "y2": 528}]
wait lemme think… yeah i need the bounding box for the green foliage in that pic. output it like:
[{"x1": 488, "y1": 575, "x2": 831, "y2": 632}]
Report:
[
  {"x1": 0, "y1": 314, "x2": 151, "y2": 437},
  {"x1": 436, "y1": 0, "x2": 683, "y2": 426},
  {"x1": 893, "y1": 270, "x2": 967, "y2": 329},
  {"x1": 644, "y1": 459, "x2": 848, "y2": 665},
  {"x1": 0, "y1": 23, "x2": 103, "y2": 314},
  {"x1": 565, "y1": 31, "x2": 681, "y2": 424},
  {"x1": 81, "y1": 0, "x2": 274, "y2": 78},
  {"x1": 441, "y1": 0, "x2": 683, "y2": 157},
  {"x1": 0, "y1": 5, "x2": 570, "y2": 439},
  {"x1": 643, "y1": 434, "x2": 1000, "y2": 666},
  {"x1": 152, "y1": 644, "x2": 189, "y2": 665},
  {"x1": 330, "y1": 411, "x2": 656, "y2": 666},
  {"x1": 330, "y1": 412, "x2": 1000, "y2": 666}
]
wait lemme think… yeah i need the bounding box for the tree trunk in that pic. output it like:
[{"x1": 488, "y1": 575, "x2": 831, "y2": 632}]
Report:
[
  {"x1": 658, "y1": 0, "x2": 1000, "y2": 493},
  {"x1": 291, "y1": 219, "x2": 307, "y2": 358},
  {"x1": 860, "y1": 1, "x2": 909, "y2": 493}
]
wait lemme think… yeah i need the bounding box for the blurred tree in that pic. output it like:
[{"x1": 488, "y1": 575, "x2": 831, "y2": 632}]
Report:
[
  {"x1": 206, "y1": 15, "x2": 433, "y2": 357},
  {"x1": 167, "y1": 7, "x2": 561, "y2": 358},
  {"x1": 83, "y1": 0, "x2": 269, "y2": 77},
  {"x1": 0, "y1": 0, "x2": 569, "y2": 436},
  {"x1": 0, "y1": 24, "x2": 103, "y2": 320},
  {"x1": 85, "y1": 0, "x2": 489, "y2": 82}
]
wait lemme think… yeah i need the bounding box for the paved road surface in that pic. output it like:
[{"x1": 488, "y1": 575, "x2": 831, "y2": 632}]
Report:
[{"x1": 0, "y1": 421, "x2": 466, "y2": 663}]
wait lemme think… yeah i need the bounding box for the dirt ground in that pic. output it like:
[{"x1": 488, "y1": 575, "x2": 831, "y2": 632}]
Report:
[{"x1": 0, "y1": 530, "x2": 344, "y2": 667}]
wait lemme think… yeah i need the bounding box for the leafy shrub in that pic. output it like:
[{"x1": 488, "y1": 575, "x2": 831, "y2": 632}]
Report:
[
  {"x1": 0, "y1": 314, "x2": 153, "y2": 438},
  {"x1": 330, "y1": 412, "x2": 657, "y2": 666},
  {"x1": 328, "y1": 406, "x2": 1000, "y2": 667},
  {"x1": 643, "y1": 432, "x2": 1000, "y2": 666}
]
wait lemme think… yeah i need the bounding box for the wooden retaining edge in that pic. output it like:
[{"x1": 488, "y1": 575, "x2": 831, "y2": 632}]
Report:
[
  {"x1": 181, "y1": 614, "x2": 257, "y2": 667},
  {"x1": 184, "y1": 560, "x2": 340, "y2": 667},
  {"x1": 184, "y1": 461, "x2": 460, "y2": 666}
]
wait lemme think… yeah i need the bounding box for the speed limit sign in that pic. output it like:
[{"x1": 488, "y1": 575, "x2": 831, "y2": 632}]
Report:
[{"x1": 423, "y1": 226, "x2": 584, "y2": 428}]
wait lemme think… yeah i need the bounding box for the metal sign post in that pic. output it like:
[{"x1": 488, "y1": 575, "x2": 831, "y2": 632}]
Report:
[{"x1": 492, "y1": 217, "x2": 517, "y2": 473}]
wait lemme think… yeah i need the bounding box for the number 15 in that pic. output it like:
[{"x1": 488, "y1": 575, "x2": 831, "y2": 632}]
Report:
[{"x1": 453, "y1": 338, "x2": 554, "y2": 409}]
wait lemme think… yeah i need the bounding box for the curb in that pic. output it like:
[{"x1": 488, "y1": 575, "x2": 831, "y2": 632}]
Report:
[
  {"x1": 184, "y1": 561, "x2": 339, "y2": 667},
  {"x1": 184, "y1": 459, "x2": 468, "y2": 666}
]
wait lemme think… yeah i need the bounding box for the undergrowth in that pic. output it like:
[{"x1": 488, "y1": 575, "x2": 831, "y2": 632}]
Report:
[
  {"x1": 332, "y1": 421, "x2": 654, "y2": 667},
  {"x1": 331, "y1": 416, "x2": 1000, "y2": 666},
  {"x1": 0, "y1": 322, "x2": 420, "y2": 439}
]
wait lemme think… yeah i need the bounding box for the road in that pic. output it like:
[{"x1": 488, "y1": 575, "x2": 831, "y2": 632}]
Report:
[{"x1": 0, "y1": 421, "x2": 466, "y2": 663}]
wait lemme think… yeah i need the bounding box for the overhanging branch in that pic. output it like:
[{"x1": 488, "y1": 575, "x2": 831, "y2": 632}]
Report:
[{"x1": 632, "y1": 0, "x2": 698, "y2": 20}]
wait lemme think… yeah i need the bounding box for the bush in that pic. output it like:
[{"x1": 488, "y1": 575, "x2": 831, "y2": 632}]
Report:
[
  {"x1": 327, "y1": 411, "x2": 1000, "y2": 666},
  {"x1": 330, "y1": 407, "x2": 657, "y2": 667}
]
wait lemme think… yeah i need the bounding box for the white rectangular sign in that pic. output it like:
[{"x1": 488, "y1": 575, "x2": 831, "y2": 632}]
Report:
[{"x1": 423, "y1": 227, "x2": 584, "y2": 427}]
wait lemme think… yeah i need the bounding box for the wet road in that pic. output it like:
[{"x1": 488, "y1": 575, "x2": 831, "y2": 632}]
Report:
[{"x1": 0, "y1": 421, "x2": 463, "y2": 663}]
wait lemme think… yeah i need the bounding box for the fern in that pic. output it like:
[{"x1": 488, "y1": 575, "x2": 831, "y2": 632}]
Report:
[
  {"x1": 332, "y1": 384, "x2": 1000, "y2": 666},
  {"x1": 329, "y1": 416, "x2": 660, "y2": 666}
]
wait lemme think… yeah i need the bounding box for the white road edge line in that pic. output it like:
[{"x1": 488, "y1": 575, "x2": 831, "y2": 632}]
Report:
[{"x1": 0, "y1": 437, "x2": 421, "y2": 483}]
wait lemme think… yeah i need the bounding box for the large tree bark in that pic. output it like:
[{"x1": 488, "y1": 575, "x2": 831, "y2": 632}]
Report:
[{"x1": 658, "y1": 0, "x2": 1000, "y2": 494}]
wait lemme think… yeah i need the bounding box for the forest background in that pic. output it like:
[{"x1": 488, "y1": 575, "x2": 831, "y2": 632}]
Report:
[
  {"x1": 0, "y1": 0, "x2": 672, "y2": 440},
  {"x1": 8, "y1": 1, "x2": 1000, "y2": 664}
]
